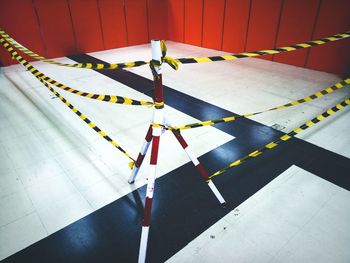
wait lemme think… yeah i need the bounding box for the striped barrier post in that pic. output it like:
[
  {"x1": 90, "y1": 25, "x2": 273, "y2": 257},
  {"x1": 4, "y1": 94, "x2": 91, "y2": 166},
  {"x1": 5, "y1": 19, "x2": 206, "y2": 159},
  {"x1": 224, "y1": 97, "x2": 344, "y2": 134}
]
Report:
[
  {"x1": 138, "y1": 40, "x2": 165, "y2": 263},
  {"x1": 128, "y1": 125, "x2": 153, "y2": 184},
  {"x1": 172, "y1": 129, "x2": 226, "y2": 205}
]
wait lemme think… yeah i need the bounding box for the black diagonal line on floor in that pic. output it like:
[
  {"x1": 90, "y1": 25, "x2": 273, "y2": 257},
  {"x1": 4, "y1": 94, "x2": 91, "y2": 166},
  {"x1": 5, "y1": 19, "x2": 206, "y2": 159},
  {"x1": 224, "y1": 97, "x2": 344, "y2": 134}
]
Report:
[{"x1": 3, "y1": 54, "x2": 349, "y2": 263}]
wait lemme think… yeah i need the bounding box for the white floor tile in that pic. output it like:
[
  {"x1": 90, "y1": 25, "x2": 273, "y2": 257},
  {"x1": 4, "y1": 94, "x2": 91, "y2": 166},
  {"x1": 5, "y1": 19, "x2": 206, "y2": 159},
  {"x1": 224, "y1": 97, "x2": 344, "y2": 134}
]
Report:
[
  {"x1": 0, "y1": 189, "x2": 34, "y2": 227},
  {"x1": 35, "y1": 192, "x2": 93, "y2": 234},
  {"x1": 65, "y1": 159, "x2": 114, "y2": 192},
  {"x1": 15, "y1": 158, "x2": 65, "y2": 187},
  {"x1": 80, "y1": 174, "x2": 130, "y2": 210},
  {"x1": 0, "y1": 170, "x2": 23, "y2": 198},
  {"x1": 0, "y1": 144, "x2": 15, "y2": 175},
  {"x1": 168, "y1": 166, "x2": 350, "y2": 263},
  {"x1": 25, "y1": 174, "x2": 79, "y2": 209},
  {"x1": 0, "y1": 212, "x2": 47, "y2": 260}
]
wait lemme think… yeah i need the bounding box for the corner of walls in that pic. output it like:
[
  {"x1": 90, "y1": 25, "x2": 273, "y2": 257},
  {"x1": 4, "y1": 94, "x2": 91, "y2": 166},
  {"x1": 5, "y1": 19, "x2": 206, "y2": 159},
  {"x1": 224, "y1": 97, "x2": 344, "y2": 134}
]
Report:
[{"x1": 0, "y1": 0, "x2": 169, "y2": 67}]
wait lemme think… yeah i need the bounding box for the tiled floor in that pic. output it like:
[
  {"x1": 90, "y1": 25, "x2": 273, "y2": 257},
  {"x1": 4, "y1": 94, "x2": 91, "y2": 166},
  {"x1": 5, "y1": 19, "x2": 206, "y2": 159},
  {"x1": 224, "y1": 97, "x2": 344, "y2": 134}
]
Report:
[
  {"x1": 0, "y1": 41, "x2": 349, "y2": 262},
  {"x1": 167, "y1": 165, "x2": 350, "y2": 263}
]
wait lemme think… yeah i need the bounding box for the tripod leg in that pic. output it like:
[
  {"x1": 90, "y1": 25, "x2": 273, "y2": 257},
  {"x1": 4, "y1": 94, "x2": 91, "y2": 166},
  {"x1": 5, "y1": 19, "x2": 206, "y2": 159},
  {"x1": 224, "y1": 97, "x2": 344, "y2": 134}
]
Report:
[
  {"x1": 172, "y1": 130, "x2": 226, "y2": 205},
  {"x1": 138, "y1": 39, "x2": 165, "y2": 263},
  {"x1": 138, "y1": 132, "x2": 161, "y2": 263},
  {"x1": 128, "y1": 125, "x2": 153, "y2": 184}
]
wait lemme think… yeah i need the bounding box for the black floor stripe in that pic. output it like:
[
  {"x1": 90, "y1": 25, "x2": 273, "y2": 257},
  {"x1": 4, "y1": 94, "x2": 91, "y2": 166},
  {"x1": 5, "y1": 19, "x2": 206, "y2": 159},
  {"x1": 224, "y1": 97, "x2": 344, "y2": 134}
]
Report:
[{"x1": 3, "y1": 54, "x2": 349, "y2": 263}]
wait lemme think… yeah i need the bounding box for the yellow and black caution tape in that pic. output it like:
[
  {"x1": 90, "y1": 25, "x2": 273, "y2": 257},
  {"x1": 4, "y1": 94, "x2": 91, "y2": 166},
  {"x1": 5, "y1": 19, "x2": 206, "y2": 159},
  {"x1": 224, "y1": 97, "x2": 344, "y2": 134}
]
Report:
[
  {"x1": 175, "y1": 31, "x2": 350, "y2": 64},
  {"x1": 2, "y1": 27, "x2": 349, "y2": 71},
  {"x1": 0, "y1": 38, "x2": 135, "y2": 167},
  {"x1": 208, "y1": 97, "x2": 350, "y2": 180},
  {"x1": 0, "y1": 29, "x2": 179, "y2": 71},
  {"x1": 0, "y1": 38, "x2": 153, "y2": 107},
  {"x1": 155, "y1": 78, "x2": 350, "y2": 130}
]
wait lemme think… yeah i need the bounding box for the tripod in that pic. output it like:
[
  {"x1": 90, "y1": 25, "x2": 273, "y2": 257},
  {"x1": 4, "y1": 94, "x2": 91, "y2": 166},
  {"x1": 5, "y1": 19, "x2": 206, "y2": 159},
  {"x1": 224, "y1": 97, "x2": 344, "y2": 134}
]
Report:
[{"x1": 128, "y1": 40, "x2": 226, "y2": 263}]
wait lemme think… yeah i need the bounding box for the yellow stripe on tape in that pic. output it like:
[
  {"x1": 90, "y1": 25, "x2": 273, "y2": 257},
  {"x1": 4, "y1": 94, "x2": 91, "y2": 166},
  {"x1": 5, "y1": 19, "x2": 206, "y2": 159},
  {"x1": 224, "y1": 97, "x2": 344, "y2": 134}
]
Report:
[
  {"x1": 293, "y1": 127, "x2": 303, "y2": 134},
  {"x1": 306, "y1": 121, "x2": 315, "y2": 127},
  {"x1": 248, "y1": 151, "x2": 261, "y2": 157},
  {"x1": 208, "y1": 97, "x2": 350, "y2": 180},
  {"x1": 316, "y1": 115, "x2": 325, "y2": 121},
  {"x1": 327, "y1": 109, "x2": 335, "y2": 115},
  {"x1": 195, "y1": 57, "x2": 213, "y2": 63},
  {"x1": 223, "y1": 116, "x2": 236, "y2": 122},
  {"x1": 280, "y1": 134, "x2": 291, "y2": 141},
  {"x1": 297, "y1": 43, "x2": 311, "y2": 48},
  {"x1": 284, "y1": 47, "x2": 296, "y2": 52},
  {"x1": 229, "y1": 160, "x2": 241, "y2": 167},
  {"x1": 266, "y1": 142, "x2": 278, "y2": 149}
]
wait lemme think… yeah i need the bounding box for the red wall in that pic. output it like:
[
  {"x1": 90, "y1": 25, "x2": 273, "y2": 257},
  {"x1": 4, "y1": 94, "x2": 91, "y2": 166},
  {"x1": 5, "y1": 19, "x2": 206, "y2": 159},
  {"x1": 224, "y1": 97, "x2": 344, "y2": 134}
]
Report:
[
  {"x1": 222, "y1": 0, "x2": 251, "y2": 53},
  {"x1": 1, "y1": 0, "x2": 349, "y2": 75},
  {"x1": 167, "y1": 0, "x2": 350, "y2": 75},
  {"x1": 306, "y1": 0, "x2": 350, "y2": 75},
  {"x1": 184, "y1": 0, "x2": 203, "y2": 46},
  {"x1": 34, "y1": 0, "x2": 77, "y2": 58},
  {"x1": 168, "y1": 0, "x2": 184, "y2": 42},
  {"x1": 124, "y1": 0, "x2": 149, "y2": 45},
  {"x1": 148, "y1": 0, "x2": 168, "y2": 40},
  {"x1": 247, "y1": 0, "x2": 284, "y2": 61},
  {"x1": 202, "y1": 0, "x2": 225, "y2": 50},
  {"x1": 274, "y1": 0, "x2": 320, "y2": 67},
  {"x1": 98, "y1": 0, "x2": 128, "y2": 50},
  {"x1": 69, "y1": 0, "x2": 105, "y2": 53}
]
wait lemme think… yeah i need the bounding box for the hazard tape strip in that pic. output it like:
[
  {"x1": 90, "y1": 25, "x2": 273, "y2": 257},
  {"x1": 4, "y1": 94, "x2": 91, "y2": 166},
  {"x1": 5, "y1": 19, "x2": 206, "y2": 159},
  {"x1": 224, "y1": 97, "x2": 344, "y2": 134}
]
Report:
[
  {"x1": 0, "y1": 29, "x2": 179, "y2": 71},
  {"x1": 208, "y1": 97, "x2": 350, "y2": 180},
  {"x1": 0, "y1": 38, "x2": 153, "y2": 107},
  {"x1": 155, "y1": 78, "x2": 350, "y2": 130},
  {"x1": 0, "y1": 38, "x2": 135, "y2": 166},
  {"x1": 175, "y1": 31, "x2": 350, "y2": 64}
]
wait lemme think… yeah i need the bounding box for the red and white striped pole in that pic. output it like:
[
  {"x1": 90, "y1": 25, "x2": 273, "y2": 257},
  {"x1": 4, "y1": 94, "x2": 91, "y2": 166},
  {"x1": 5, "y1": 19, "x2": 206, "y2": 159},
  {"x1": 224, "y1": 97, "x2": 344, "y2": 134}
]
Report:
[
  {"x1": 138, "y1": 40, "x2": 164, "y2": 263},
  {"x1": 172, "y1": 130, "x2": 226, "y2": 205},
  {"x1": 128, "y1": 125, "x2": 153, "y2": 184}
]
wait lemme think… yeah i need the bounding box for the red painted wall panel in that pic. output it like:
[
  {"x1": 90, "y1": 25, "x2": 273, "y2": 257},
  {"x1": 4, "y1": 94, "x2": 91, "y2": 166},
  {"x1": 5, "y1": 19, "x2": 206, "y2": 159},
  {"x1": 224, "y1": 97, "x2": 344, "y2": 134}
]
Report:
[
  {"x1": 167, "y1": 0, "x2": 184, "y2": 42},
  {"x1": 222, "y1": 0, "x2": 251, "y2": 53},
  {"x1": 274, "y1": 0, "x2": 319, "y2": 67},
  {"x1": 68, "y1": 0, "x2": 104, "y2": 53},
  {"x1": 125, "y1": 0, "x2": 149, "y2": 45},
  {"x1": 98, "y1": 0, "x2": 128, "y2": 49},
  {"x1": 184, "y1": 0, "x2": 203, "y2": 46},
  {"x1": 34, "y1": 0, "x2": 77, "y2": 58},
  {"x1": 246, "y1": 0, "x2": 283, "y2": 61},
  {"x1": 202, "y1": 0, "x2": 225, "y2": 50},
  {"x1": 0, "y1": 0, "x2": 45, "y2": 66},
  {"x1": 306, "y1": 0, "x2": 350, "y2": 75},
  {"x1": 148, "y1": 0, "x2": 168, "y2": 40}
]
